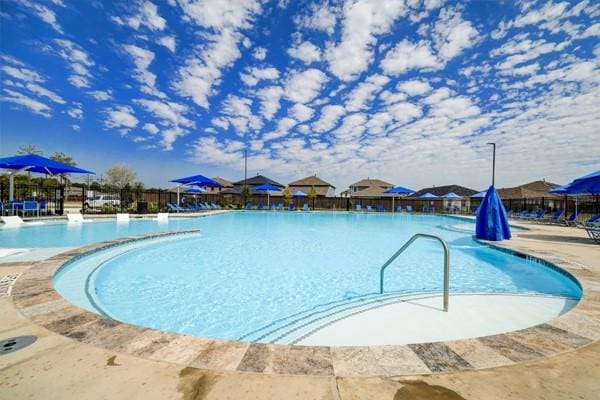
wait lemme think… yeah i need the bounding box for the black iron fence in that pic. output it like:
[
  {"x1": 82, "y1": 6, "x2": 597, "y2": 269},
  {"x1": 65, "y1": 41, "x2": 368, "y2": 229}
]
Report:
[{"x1": 2, "y1": 182, "x2": 599, "y2": 217}]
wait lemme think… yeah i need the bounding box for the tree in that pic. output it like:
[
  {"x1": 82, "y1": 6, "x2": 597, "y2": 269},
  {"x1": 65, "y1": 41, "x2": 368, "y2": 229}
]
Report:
[
  {"x1": 308, "y1": 186, "x2": 317, "y2": 209},
  {"x1": 105, "y1": 164, "x2": 137, "y2": 188},
  {"x1": 50, "y1": 152, "x2": 77, "y2": 186},
  {"x1": 282, "y1": 187, "x2": 292, "y2": 205},
  {"x1": 17, "y1": 144, "x2": 43, "y2": 155},
  {"x1": 240, "y1": 185, "x2": 251, "y2": 204}
]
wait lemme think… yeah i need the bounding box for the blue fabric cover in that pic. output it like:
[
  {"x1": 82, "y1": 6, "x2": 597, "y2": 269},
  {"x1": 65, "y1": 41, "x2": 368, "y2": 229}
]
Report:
[{"x1": 475, "y1": 185, "x2": 512, "y2": 241}]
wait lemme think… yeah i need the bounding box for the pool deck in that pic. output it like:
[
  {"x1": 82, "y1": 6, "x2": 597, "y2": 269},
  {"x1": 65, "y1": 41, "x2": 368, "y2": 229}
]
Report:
[{"x1": 1, "y1": 216, "x2": 599, "y2": 399}]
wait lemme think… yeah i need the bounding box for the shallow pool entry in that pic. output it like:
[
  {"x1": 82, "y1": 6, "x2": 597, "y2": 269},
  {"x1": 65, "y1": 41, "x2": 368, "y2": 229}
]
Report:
[{"x1": 0, "y1": 335, "x2": 37, "y2": 355}]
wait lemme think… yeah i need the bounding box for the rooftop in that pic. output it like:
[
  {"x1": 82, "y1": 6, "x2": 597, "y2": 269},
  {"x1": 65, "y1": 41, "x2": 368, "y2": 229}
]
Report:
[
  {"x1": 232, "y1": 174, "x2": 285, "y2": 187},
  {"x1": 350, "y1": 178, "x2": 394, "y2": 188},
  {"x1": 411, "y1": 184, "x2": 479, "y2": 198},
  {"x1": 288, "y1": 175, "x2": 335, "y2": 188}
]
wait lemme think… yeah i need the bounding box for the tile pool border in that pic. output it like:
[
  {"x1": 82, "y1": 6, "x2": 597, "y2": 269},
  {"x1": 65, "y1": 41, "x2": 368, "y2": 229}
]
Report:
[{"x1": 10, "y1": 229, "x2": 600, "y2": 378}]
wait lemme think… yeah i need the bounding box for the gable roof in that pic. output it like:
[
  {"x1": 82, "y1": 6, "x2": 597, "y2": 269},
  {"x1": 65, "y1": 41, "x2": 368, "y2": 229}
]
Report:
[
  {"x1": 232, "y1": 174, "x2": 285, "y2": 187},
  {"x1": 288, "y1": 175, "x2": 335, "y2": 188},
  {"x1": 496, "y1": 180, "x2": 562, "y2": 199},
  {"x1": 212, "y1": 177, "x2": 234, "y2": 188},
  {"x1": 350, "y1": 178, "x2": 393, "y2": 188},
  {"x1": 411, "y1": 185, "x2": 479, "y2": 197}
]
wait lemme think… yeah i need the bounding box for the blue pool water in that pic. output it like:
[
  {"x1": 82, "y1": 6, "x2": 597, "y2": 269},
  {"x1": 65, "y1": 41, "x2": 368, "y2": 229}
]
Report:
[{"x1": 48, "y1": 212, "x2": 581, "y2": 341}]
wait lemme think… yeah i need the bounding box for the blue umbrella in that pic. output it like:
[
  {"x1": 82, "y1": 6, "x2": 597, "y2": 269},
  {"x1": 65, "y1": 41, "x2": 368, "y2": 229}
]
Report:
[
  {"x1": 475, "y1": 185, "x2": 511, "y2": 241},
  {"x1": 0, "y1": 154, "x2": 95, "y2": 200},
  {"x1": 441, "y1": 192, "x2": 462, "y2": 199},
  {"x1": 170, "y1": 174, "x2": 221, "y2": 205},
  {"x1": 292, "y1": 190, "x2": 307, "y2": 197},
  {"x1": 471, "y1": 191, "x2": 487, "y2": 198},
  {"x1": 384, "y1": 186, "x2": 415, "y2": 212},
  {"x1": 254, "y1": 183, "x2": 282, "y2": 205},
  {"x1": 184, "y1": 186, "x2": 206, "y2": 193},
  {"x1": 419, "y1": 192, "x2": 438, "y2": 199},
  {"x1": 560, "y1": 170, "x2": 600, "y2": 194}
]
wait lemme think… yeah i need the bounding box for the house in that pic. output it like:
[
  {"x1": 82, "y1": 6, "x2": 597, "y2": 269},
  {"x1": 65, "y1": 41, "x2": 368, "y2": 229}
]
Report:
[
  {"x1": 288, "y1": 175, "x2": 336, "y2": 197},
  {"x1": 200, "y1": 177, "x2": 234, "y2": 194},
  {"x1": 344, "y1": 178, "x2": 394, "y2": 197},
  {"x1": 224, "y1": 174, "x2": 286, "y2": 194},
  {"x1": 496, "y1": 180, "x2": 561, "y2": 199},
  {"x1": 410, "y1": 184, "x2": 479, "y2": 198}
]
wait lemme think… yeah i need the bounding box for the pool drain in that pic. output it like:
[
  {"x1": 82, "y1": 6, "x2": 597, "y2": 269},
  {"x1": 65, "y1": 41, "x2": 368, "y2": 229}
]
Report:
[{"x1": 0, "y1": 336, "x2": 37, "y2": 355}]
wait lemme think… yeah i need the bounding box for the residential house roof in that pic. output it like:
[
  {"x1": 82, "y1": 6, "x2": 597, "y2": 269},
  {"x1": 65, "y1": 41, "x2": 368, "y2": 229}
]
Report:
[
  {"x1": 411, "y1": 185, "x2": 479, "y2": 198},
  {"x1": 350, "y1": 178, "x2": 393, "y2": 188},
  {"x1": 288, "y1": 175, "x2": 335, "y2": 188},
  {"x1": 232, "y1": 175, "x2": 285, "y2": 187}
]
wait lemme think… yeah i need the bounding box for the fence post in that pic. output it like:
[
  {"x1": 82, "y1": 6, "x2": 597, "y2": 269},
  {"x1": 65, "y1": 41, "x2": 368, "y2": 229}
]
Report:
[
  {"x1": 58, "y1": 185, "x2": 65, "y2": 215},
  {"x1": 81, "y1": 186, "x2": 85, "y2": 214}
]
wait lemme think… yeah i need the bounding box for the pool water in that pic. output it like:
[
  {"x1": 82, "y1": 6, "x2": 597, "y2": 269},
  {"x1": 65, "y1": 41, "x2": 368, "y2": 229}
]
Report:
[{"x1": 50, "y1": 212, "x2": 582, "y2": 342}]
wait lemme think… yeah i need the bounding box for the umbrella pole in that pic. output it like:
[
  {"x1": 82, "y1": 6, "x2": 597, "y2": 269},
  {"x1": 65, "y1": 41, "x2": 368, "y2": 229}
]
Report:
[
  {"x1": 392, "y1": 196, "x2": 395, "y2": 213},
  {"x1": 9, "y1": 172, "x2": 15, "y2": 201},
  {"x1": 177, "y1": 185, "x2": 180, "y2": 206},
  {"x1": 267, "y1": 191, "x2": 270, "y2": 208}
]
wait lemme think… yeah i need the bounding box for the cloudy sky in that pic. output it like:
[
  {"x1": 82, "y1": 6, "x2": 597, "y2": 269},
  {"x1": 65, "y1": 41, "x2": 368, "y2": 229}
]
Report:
[{"x1": 1, "y1": 0, "x2": 599, "y2": 191}]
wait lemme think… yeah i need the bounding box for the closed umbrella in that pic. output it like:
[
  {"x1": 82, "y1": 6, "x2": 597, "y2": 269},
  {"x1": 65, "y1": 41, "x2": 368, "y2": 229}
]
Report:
[
  {"x1": 475, "y1": 185, "x2": 512, "y2": 241},
  {"x1": 384, "y1": 186, "x2": 415, "y2": 212},
  {"x1": 254, "y1": 183, "x2": 282, "y2": 207}
]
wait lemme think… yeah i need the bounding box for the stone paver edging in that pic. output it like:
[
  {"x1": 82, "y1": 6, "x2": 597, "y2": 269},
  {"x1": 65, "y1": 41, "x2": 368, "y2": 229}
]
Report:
[{"x1": 10, "y1": 229, "x2": 600, "y2": 378}]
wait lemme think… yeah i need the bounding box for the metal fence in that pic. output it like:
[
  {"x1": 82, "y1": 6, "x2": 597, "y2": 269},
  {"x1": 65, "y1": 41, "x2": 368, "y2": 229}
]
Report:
[{"x1": 0, "y1": 183, "x2": 64, "y2": 215}]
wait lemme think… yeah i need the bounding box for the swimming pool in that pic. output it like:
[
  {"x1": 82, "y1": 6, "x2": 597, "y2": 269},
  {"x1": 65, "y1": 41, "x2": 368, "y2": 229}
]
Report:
[{"x1": 48, "y1": 212, "x2": 581, "y2": 344}]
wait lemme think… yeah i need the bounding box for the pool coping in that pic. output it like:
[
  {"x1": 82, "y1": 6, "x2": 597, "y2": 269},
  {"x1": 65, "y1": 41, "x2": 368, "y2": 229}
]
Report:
[{"x1": 10, "y1": 228, "x2": 600, "y2": 378}]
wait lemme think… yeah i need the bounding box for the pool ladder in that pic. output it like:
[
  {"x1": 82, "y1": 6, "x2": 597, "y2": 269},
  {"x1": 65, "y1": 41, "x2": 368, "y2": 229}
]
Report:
[{"x1": 379, "y1": 233, "x2": 450, "y2": 312}]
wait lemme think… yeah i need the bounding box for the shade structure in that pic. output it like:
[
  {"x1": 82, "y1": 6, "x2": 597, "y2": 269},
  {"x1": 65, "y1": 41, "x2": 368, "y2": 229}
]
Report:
[
  {"x1": 441, "y1": 192, "x2": 462, "y2": 199},
  {"x1": 475, "y1": 185, "x2": 512, "y2": 241},
  {"x1": 0, "y1": 154, "x2": 95, "y2": 201},
  {"x1": 254, "y1": 183, "x2": 282, "y2": 206},
  {"x1": 419, "y1": 192, "x2": 438, "y2": 199},
  {"x1": 556, "y1": 170, "x2": 600, "y2": 194},
  {"x1": 384, "y1": 186, "x2": 415, "y2": 212},
  {"x1": 184, "y1": 186, "x2": 206, "y2": 193},
  {"x1": 471, "y1": 191, "x2": 487, "y2": 198},
  {"x1": 292, "y1": 190, "x2": 307, "y2": 197},
  {"x1": 170, "y1": 174, "x2": 222, "y2": 187}
]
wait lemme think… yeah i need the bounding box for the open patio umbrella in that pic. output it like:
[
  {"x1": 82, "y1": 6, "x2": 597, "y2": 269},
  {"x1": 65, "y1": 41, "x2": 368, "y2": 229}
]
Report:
[
  {"x1": 475, "y1": 185, "x2": 511, "y2": 241},
  {"x1": 419, "y1": 192, "x2": 439, "y2": 213},
  {"x1": 170, "y1": 174, "x2": 221, "y2": 205},
  {"x1": 471, "y1": 191, "x2": 487, "y2": 198},
  {"x1": 384, "y1": 186, "x2": 415, "y2": 212},
  {"x1": 184, "y1": 186, "x2": 206, "y2": 207},
  {"x1": 0, "y1": 154, "x2": 95, "y2": 200},
  {"x1": 442, "y1": 192, "x2": 462, "y2": 213},
  {"x1": 292, "y1": 190, "x2": 307, "y2": 197},
  {"x1": 254, "y1": 183, "x2": 282, "y2": 206},
  {"x1": 550, "y1": 171, "x2": 600, "y2": 219}
]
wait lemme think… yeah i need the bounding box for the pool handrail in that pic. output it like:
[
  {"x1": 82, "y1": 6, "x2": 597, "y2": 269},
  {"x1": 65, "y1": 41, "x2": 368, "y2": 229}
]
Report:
[{"x1": 379, "y1": 233, "x2": 450, "y2": 312}]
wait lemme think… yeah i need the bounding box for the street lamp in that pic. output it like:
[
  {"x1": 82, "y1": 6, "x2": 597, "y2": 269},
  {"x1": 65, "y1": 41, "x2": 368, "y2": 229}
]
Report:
[{"x1": 487, "y1": 142, "x2": 496, "y2": 186}]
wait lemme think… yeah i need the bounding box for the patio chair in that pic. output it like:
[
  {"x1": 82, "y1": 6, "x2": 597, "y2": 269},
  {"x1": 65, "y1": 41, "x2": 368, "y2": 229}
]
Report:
[
  {"x1": 288, "y1": 203, "x2": 295, "y2": 211},
  {"x1": 116, "y1": 213, "x2": 130, "y2": 223},
  {"x1": 258, "y1": 202, "x2": 264, "y2": 210},
  {"x1": 269, "y1": 203, "x2": 275, "y2": 210},
  {"x1": 39, "y1": 199, "x2": 48, "y2": 216},
  {"x1": 303, "y1": 204, "x2": 310, "y2": 211},
  {"x1": 277, "y1": 203, "x2": 284, "y2": 211},
  {"x1": 245, "y1": 202, "x2": 253, "y2": 210},
  {"x1": 377, "y1": 205, "x2": 384, "y2": 212},
  {"x1": 21, "y1": 201, "x2": 39, "y2": 217},
  {"x1": 585, "y1": 227, "x2": 600, "y2": 244},
  {"x1": 406, "y1": 205, "x2": 413, "y2": 213},
  {"x1": 395, "y1": 205, "x2": 402, "y2": 212},
  {"x1": 355, "y1": 204, "x2": 362, "y2": 211},
  {"x1": 367, "y1": 205, "x2": 373, "y2": 212},
  {"x1": 67, "y1": 212, "x2": 94, "y2": 223}
]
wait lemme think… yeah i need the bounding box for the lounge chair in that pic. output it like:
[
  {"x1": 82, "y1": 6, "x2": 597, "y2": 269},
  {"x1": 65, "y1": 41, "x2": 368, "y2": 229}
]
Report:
[
  {"x1": 167, "y1": 203, "x2": 184, "y2": 212},
  {"x1": 67, "y1": 212, "x2": 93, "y2": 223},
  {"x1": 395, "y1": 205, "x2": 402, "y2": 212},
  {"x1": 277, "y1": 203, "x2": 284, "y2": 211},
  {"x1": 39, "y1": 199, "x2": 48, "y2": 216},
  {"x1": 539, "y1": 209, "x2": 564, "y2": 224},
  {"x1": 269, "y1": 203, "x2": 275, "y2": 210},
  {"x1": 563, "y1": 210, "x2": 582, "y2": 226},
  {"x1": 258, "y1": 202, "x2": 264, "y2": 210},
  {"x1": 245, "y1": 202, "x2": 253, "y2": 210},
  {"x1": 355, "y1": 204, "x2": 362, "y2": 211},
  {"x1": 153, "y1": 212, "x2": 169, "y2": 222},
  {"x1": 377, "y1": 205, "x2": 385, "y2": 212},
  {"x1": 303, "y1": 204, "x2": 310, "y2": 211},
  {"x1": 288, "y1": 203, "x2": 295, "y2": 211},
  {"x1": 1, "y1": 216, "x2": 43, "y2": 227},
  {"x1": 116, "y1": 213, "x2": 130, "y2": 223},
  {"x1": 523, "y1": 209, "x2": 546, "y2": 221},
  {"x1": 576, "y1": 213, "x2": 600, "y2": 228},
  {"x1": 406, "y1": 205, "x2": 413, "y2": 213},
  {"x1": 367, "y1": 205, "x2": 373, "y2": 212},
  {"x1": 210, "y1": 203, "x2": 219, "y2": 209},
  {"x1": 586, "y1": 227, "x2": 600, "y2": 244},
  {"x1": 471, "y1": 207, "x2": 478, "y2": 215}
]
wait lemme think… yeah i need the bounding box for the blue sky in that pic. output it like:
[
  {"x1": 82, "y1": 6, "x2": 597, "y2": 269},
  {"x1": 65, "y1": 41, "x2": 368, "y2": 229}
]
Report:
[{"x1": 1, "y1": 0, "x2": 599, "y2": 191}]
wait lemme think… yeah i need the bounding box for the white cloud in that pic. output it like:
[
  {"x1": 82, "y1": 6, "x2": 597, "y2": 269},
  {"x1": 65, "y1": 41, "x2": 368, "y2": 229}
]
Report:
[
  {"x1": 143, "y1": 123, "x2": 159, "y2": 134},
  {"x1": 1, "y1": 89, "x2": 52, "y2": 117},
  {"x1": 312, "y1": 104, "x2": 345, "y2": 133},
  {"x1": 67, "y1": 103, "x2": 83, "y2": 119},
  {"x1": 112, "y1": 1, "x2": 166, "y2": 31},
  {"x1": 380, "y1": 40, "x2": 440, "y2": 76},
  {"x1": 289, "y1": 103, "x2": 314, "y2": 122},
  {"x1": 513, "y1": 2, "x2": 570, "y2": 28},
  {"x1": 135, "y1": 98, "x2": 193, "y2": 128},
  {"x1": 88, "y1": 90, "x2": 113, "y2": 101},
  {"x1": 345, "y1": 74, "x2": 389, "y2": 111},
  {"x1": 325, "y1": 0, "x2": 405, "y2": 81},
  {"x1": 173, "y1": 0, "x2": 262, "y2": 108},
  {"x1": 253, "y1": 47, "x2": 267, "y2": 60},
  {"x1": 257, "y1": 86, "x2": 284, "y2": 120},
  {"x1": 284, "y1": 68, "x2": 328, "y2": 103},
  {"x1": 295, "y1": 2, "x2": 337, "y2": 34},
  {"x1": 104, "y1": 105, "x2": 139, "y2": 130},
  {"x1": 288, "y1": 41, "x2": 322, "y2": 64},
  {"x1": 240, "y1": 67, "x2": 279, "y2": 86},
  {"x1": 218, "y1": 95, "x2": 262, "y2": 135},
  {"x1": 19, "y1": 1, "x2": 63, "y2": 33},
  {"x1": 432, "y1": 7, "x2": 479, "y2": 60},
  {"x1": 158, "y1": 35, "x2": 176, "y2": 52},
  {"x1": 397, "y1": 80, "x2": 432, "y2": 96},
  {"x1": 123, "y1": 44, "x2": 166, "y2": 98},
  {"x1": 54, "y1": 39, "x2": 94, "y2": 89},
  {"x1": 263, "y1": 117, "x2": 298, "y2": 141},
  {"x1": 1, "y1": 65, "x2": 43, "y2": 82}
]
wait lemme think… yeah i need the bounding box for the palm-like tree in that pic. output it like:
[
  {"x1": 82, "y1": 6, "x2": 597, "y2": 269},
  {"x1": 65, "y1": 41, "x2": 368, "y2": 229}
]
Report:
[{"x1": 17, "y1": 144, "x2": 43, "y2": 155}]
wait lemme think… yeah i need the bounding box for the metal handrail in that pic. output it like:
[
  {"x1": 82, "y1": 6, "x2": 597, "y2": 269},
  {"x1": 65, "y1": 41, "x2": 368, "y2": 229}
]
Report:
[{"x1": 379, "y1": 233, "x2": 450, "y2": 312}]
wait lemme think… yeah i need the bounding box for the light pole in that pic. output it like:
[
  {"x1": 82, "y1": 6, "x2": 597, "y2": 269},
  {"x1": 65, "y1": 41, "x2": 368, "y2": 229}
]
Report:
[{"x1": 487, "y1": 142, "x2": 496, "y2": 186}]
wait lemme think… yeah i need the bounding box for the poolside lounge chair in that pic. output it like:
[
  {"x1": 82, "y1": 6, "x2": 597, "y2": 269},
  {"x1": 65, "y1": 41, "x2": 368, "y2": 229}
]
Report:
[
  {"x1": 288, "y1": 203, "x2": 295, "y2": 211},
  {"x1": 153, "y1": 212, "x2": 169, "y2": 222},
  {"x1": 258, "y1": 202, "x2": 264, "y2": 210},
  {"x1": 245, "y1": 202, "x2": 253, "y2": 210},
  {"x1": 576, "y1": 213, "x2": 600, "y2": 228},
  {"x1": 67, "y1": 212, "x2": 94, "y2": 223},
  {"x1": 39, "y1": 199, "x2": 48, "y2": 216},
  {"x1": 303, "y1": 204, "x2": 310, "y2": 211},
  {"x1": 563, "y1": 210, "x2": 582, "y2": 226},
  {"x1": 471, "y1": 207, "x2": 478, "y2": 215},
  {"x1": 395, "y1": 205, "x2": 402, "y2": 212},
  {"x1": 1, "y1": 216, "x2": 44, "y2": 227},
  {"x1": 367, "y1": 205, "x2": 373, "y2": 212},
  {"x1": 277, "y1": 203, "x2": 284, "y2": 211},
  {"x1": 116, "y1": 213, "x2": 130, "y2": 223},
  {"x1": 523, "y1": 209, "x2": 546, "y2": 221},
  {"x1": 355, "y1": 204, "x2": 362, "y2": 211},
  {"x1": 167, "y1": 203, "x2": 184, "y2": 212},
  {"x1": 377, "y1": 205, "x2": 385, "y2": 212},
  {"x1": 269, "y1": 203, "x2": 275, "y2": 210},
  {"x1": 210, "y1": 203, "x2": 219, "y2": 209},
  {"x1": 406, "y1": 205, "x2": 413, "y2": 213},
  {"x1": 586, "y1": 227, "x2": 600, "y2": 244},
  {"x1": 539, "y1": 209, "x2": 564, "y2": 224}
]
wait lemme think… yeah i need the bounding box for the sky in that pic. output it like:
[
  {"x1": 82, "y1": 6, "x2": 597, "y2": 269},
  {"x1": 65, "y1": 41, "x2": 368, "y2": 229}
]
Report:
[{"x1": 0, "y1": 0, "x2": 599, "y2": 191}]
